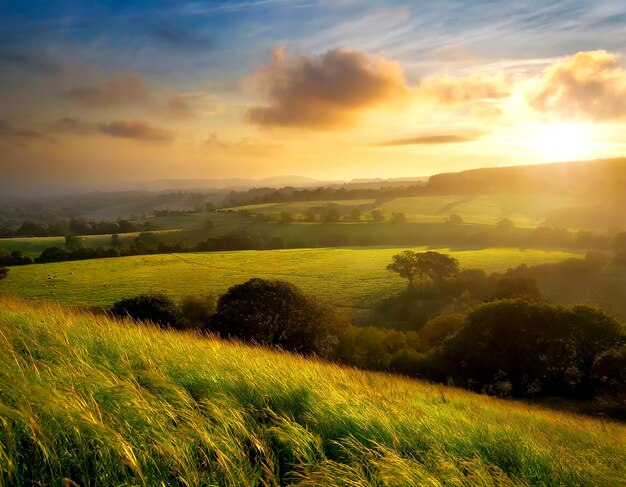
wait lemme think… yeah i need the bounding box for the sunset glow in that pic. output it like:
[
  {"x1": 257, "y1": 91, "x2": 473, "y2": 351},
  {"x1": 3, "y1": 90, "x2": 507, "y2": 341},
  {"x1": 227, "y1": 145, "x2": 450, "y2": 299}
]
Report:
[{"x1": 1, "y1": 1, "x2": 626, "y2": 194}]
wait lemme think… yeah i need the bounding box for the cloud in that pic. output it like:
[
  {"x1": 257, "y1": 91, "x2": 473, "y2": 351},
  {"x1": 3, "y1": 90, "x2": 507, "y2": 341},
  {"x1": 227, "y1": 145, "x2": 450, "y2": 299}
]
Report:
[
  {"x1": 164, "y1": 94, "x2": 196, "y2": 119},
  {"x1": 51, "y1": 117, "x2": 174, "y2": 141},
  {"x1": 378, "y1": 132, "x2": 484, "y2": 146},
  {"x1": 151, "y1": 25, "x2": 213, "y2": 50},
  {"x1": 0, "y1": 51, "x2": 63, "y2": 75},
  {"x1": 97, "y1": 120, "x2": 174, "y2": 141},
  {"x1": 0, "y1": 121, "x2": 45, "y2": 139},
  {"x1": 65, "y1": 74, "x2": 148, "y2": 108},
  {"x1": 528, "y1": 50, "x2": 626, "y2": 121},
  {"x1": 419, "y1": 73, "x2": 511, "y2": 105},
  {"x1": 204, "y1": 132, "x2": 279, "y2": 155},
  {"x1": 247, "y1": 47, "x2": 408, "y2": 129}
]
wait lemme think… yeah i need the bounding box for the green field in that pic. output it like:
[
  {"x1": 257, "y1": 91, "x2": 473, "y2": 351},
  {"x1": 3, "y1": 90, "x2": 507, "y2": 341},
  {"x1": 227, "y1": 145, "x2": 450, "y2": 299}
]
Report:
[
  {"x1": 1, "y1": 297, "x2": 623, "y2": 486},
  {"x1": 237, "y1": 193, "x2": 574, "y2": 227},
  {"x1": 2, "y1": 247, "x2": 583, "y2": 311},
  {"x1": 0, "y1": 230, "x2": 182, "y2": 257}
]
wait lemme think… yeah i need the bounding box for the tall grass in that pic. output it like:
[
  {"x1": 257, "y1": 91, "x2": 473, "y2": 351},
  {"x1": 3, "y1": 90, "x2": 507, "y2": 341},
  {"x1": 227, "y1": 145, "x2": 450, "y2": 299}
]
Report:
[{"x1": 0, "y1": 296, "x2": 624, "y2": 486}]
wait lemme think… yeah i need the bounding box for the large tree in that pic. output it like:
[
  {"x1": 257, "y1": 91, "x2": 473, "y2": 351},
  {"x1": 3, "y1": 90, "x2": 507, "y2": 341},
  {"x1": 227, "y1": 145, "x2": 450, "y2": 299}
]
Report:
[
  {"x1": 210, "y1": 278, "x2": 344, "y2": 357},
  {"x1": 387, "y1": 250, "x2": 460, "y2": 290}
]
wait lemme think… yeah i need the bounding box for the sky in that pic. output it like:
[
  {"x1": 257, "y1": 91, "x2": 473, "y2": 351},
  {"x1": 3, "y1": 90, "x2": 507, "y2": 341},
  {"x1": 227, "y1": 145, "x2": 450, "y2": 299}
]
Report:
[{"x1": 2, "y1": 0, "x2": 626, "y2": 193}]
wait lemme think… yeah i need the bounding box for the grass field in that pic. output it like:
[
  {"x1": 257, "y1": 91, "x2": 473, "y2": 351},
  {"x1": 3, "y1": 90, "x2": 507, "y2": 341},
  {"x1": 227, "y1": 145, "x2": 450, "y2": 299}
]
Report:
[
  {"x1": 237, "y1": 193, "x2": 574, "y2": 227},
  {"x1": 0, "y1": 230, "x2": 181, "y2": 257},
  {"x1": 1, "y1": 247, "x2": 583, "y2": 311},
  {"x1": 0, "y1": 297, "x2": 623, "y2": 486}
]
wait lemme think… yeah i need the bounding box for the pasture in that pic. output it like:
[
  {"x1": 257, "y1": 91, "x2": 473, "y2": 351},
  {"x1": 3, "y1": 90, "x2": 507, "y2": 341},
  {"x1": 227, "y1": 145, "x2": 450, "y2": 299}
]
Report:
[{"x1": 2, "y1": 246, "x2": 583, "y2": 311}]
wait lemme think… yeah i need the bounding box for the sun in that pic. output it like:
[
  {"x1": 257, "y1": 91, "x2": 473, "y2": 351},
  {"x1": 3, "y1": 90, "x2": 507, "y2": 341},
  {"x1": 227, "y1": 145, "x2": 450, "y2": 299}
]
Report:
[{"x1": 531, "y1": 123, "x2": 597, "y2": 162}]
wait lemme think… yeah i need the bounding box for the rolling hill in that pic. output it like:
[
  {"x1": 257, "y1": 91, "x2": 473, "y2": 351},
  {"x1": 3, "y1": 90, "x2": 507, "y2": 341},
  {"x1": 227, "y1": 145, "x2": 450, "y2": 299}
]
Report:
[{"x1": 0, "y1": 297, "x2": 624, "y2": 486}]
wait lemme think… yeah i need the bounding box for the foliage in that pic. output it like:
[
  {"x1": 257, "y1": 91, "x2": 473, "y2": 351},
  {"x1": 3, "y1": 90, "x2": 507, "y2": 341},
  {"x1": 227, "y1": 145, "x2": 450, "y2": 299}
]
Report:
[
  {"x1": 0, "y1": 266, "x2": 8, "y2": 280},
  {"x1": 439, "y1": 299, "x2": 625, "y2": 397},
  {"x1": 180, "y1": 294, "x2": 216, "y2": 329},
  {"x1": 387, "y1": 250, "x2": 460, "y2": 290},
  {"x1": 111, "y1": 293, "x2": 186, "y2": 329},
  {"x1": 210, "y1": 278, "x2": 344, "y2": 357}
]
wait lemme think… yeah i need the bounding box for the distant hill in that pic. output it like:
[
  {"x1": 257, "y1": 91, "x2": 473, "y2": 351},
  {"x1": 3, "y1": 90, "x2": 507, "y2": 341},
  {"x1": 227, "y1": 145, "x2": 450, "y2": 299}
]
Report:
[
  {"x1": 134, "y1": 175, "x2": 325, "y2": 192},
  {"x1": 426, "y1": 158, "x2": 626, "y2": 196}
]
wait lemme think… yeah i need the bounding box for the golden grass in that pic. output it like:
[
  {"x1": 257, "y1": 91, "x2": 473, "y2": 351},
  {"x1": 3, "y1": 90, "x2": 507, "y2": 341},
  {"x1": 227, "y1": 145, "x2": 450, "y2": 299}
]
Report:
[{"x1": 0, "y1": 296, "x2": 624, "y2": 486}]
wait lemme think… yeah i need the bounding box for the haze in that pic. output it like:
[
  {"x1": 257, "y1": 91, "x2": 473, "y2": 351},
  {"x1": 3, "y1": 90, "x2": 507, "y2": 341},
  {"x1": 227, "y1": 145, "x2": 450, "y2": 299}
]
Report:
[{"x1": 2, "y1": 0, "x2": 626, "y2": 195}]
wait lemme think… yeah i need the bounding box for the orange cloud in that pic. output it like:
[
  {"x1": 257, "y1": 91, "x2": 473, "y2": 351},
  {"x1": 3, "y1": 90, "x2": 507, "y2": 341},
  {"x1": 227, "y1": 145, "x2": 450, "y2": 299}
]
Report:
[
  {"x1": 205, "y1": 132, "x2": 280, "y2": 155},
  {"x1": 51, "y1": 117, "x2": 174, "y2": 141},
  {"x1": 377, "y1": 131, "x2": 484, "y2": 146},
  {"x1": 528, "y1": 50, "x2": 626, "y2": 121},
  {"x1": 65, "y1": 74, "x2": 148, "y2": 108},
  {"x1": 247, "y1": 48, "x2": 408, "y2": 129},
  {"x1": 419, "y1": 72, "x2": 510, "y2": 105}
]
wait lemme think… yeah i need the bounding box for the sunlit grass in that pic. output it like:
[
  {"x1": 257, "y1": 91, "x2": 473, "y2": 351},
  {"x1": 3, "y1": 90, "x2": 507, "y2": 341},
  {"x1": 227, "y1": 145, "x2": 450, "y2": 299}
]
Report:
[
  {"x1": 0, "y1": 297, "x2": 623, "y2": 486},
  {"x1": 2, "y1": 247, "x2": 582, "y2": 310}
]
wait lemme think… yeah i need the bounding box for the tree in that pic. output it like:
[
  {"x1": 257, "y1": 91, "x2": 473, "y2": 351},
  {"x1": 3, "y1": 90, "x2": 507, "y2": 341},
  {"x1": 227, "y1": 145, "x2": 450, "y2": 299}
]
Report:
[
  {"x1": 303, "y1": 210, "x2": 317, "y2": 222},
  {"x1": 110, "y1": 234, "x2": 122, "y2": 248},
  {"x1": 180, "y1": 294, "x2": 216, "y2": 329},
  {"x1": 210, "y1": 278, "x2": 344, "y2": 357},
  {"x1": 389, "y1": 212, "x2": 407, "y2": 223},
  {"x1": 350, "y1": 208, "x2": 362, "y2": 222},
  {"x1": 387, "y1": 251, "x2": 460, "y2": 290},
  {"x1": 446, "y1": 214, "x2": 463, "y2": 224},
  {"x1": 279, "y1": 212, "x2": 293, "y2": 224},
  {"x1": 64, "y1": 234, "x2": 84, "y2": 251},
  {"x1": 0, "y1": 266, "x2": 8, "y2": 280},
  {"x1": 35, "y1": 247, "x2": 69, "y2": 263},
  {"x1": 370, "y1": 209, "x2": 384, "y2": 222},
  {"x1": 488, "y1": 278, "x2": 540, "y2": 301},
  {"x1": 387, "y1": 250, "x2": 420, "y2": 290},
  {"x1": 321, "y1": 208, "x2": 341, "y2": 223},
  {"x1": 111, "y1": 293, "x2": 186, "y2": 329},
  {"x1": 566, "y1": 305, "x2": 625, "y2": 397}
]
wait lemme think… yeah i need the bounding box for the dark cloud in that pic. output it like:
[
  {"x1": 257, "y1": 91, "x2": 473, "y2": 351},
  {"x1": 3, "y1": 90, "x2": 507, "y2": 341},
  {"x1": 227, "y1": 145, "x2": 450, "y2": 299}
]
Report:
[
  {"x1": 247, "y1": 47, "x2": 408, "y2": 129},
  {"x1": 378, "y1": 132, "x2": 483, "y2": 146},
  {"x1": 0, "y1": 121, "x2": 45, "y2": 139},
  {"x1": 96, "y1": 120, "x2": 174, "y2": 141},
  {"x1": 51, "y1": 117, "x2": 174, "y2": 142},
  {"x1": 65, "y1": 74, "x2": 148, "y2": 108},
  {"x1": 151, "y1": 25, "x2": 213, "y2": 50},
  {"x1": 528, "y1": 50, "x2": 626, "y2": 121},
  {"x1": 0, "y1": 51, "x2": 63, "y2": 75},
  {"x1": 51, "y1": 117, "x2": 95, "y2": 135}
]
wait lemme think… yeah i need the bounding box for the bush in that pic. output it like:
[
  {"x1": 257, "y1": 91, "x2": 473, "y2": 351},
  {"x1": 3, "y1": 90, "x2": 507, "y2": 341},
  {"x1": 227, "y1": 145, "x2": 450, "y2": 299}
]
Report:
[
  {"x1": 111, "y1": 293, "x2": 185, "y2": 329},
  {"x1": 180, "y1": 295, "x2": 216, "y2": 329},
  {"x1": 0, "y1": 266, "x2": 8, "y2": 280},
  {"x1": 210, "y1": 278, "x2": 344, "y2": 357}
]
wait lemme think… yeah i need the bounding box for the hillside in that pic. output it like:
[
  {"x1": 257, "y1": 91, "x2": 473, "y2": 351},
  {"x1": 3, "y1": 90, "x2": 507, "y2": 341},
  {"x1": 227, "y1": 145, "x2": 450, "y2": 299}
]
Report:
[{"x1": 0, "y1": 297, "x2": 624, "y2": 486}]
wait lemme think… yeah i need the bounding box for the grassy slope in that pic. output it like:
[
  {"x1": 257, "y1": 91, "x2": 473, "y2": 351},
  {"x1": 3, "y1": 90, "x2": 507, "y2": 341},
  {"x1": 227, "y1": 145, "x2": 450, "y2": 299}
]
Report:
[
  {"x1": 0, "y1": 297, "x2": 623, "y2": 486},
  {"x1": 1, "y1": 247, "x2": 582, "y2": 310}
]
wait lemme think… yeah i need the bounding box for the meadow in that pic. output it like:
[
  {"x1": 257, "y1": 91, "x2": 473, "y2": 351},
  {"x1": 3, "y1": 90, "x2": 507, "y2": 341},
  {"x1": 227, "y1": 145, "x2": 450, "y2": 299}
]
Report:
[
  {"x1": 236, "y1": 193, "x2": 575, "y2": 228},
  {"x1": 1, "y1": 247, "x2": 583, "y2": 312},
  {"x1": 0, "y1": 296, "x2": 623, "y2": 486}
]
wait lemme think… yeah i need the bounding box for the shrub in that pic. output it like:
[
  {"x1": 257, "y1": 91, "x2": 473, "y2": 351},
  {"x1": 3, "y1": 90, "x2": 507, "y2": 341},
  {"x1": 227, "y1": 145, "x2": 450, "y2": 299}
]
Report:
[
  {"x1": 111, "y1": 293, "x2": 185, "y2": 329},
  {"x1": 180, "y1": 295, "x2": 216, "y2": 329},
  {"x1": 0, "y1": 266, "x2": 8, "y2": 280}
]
